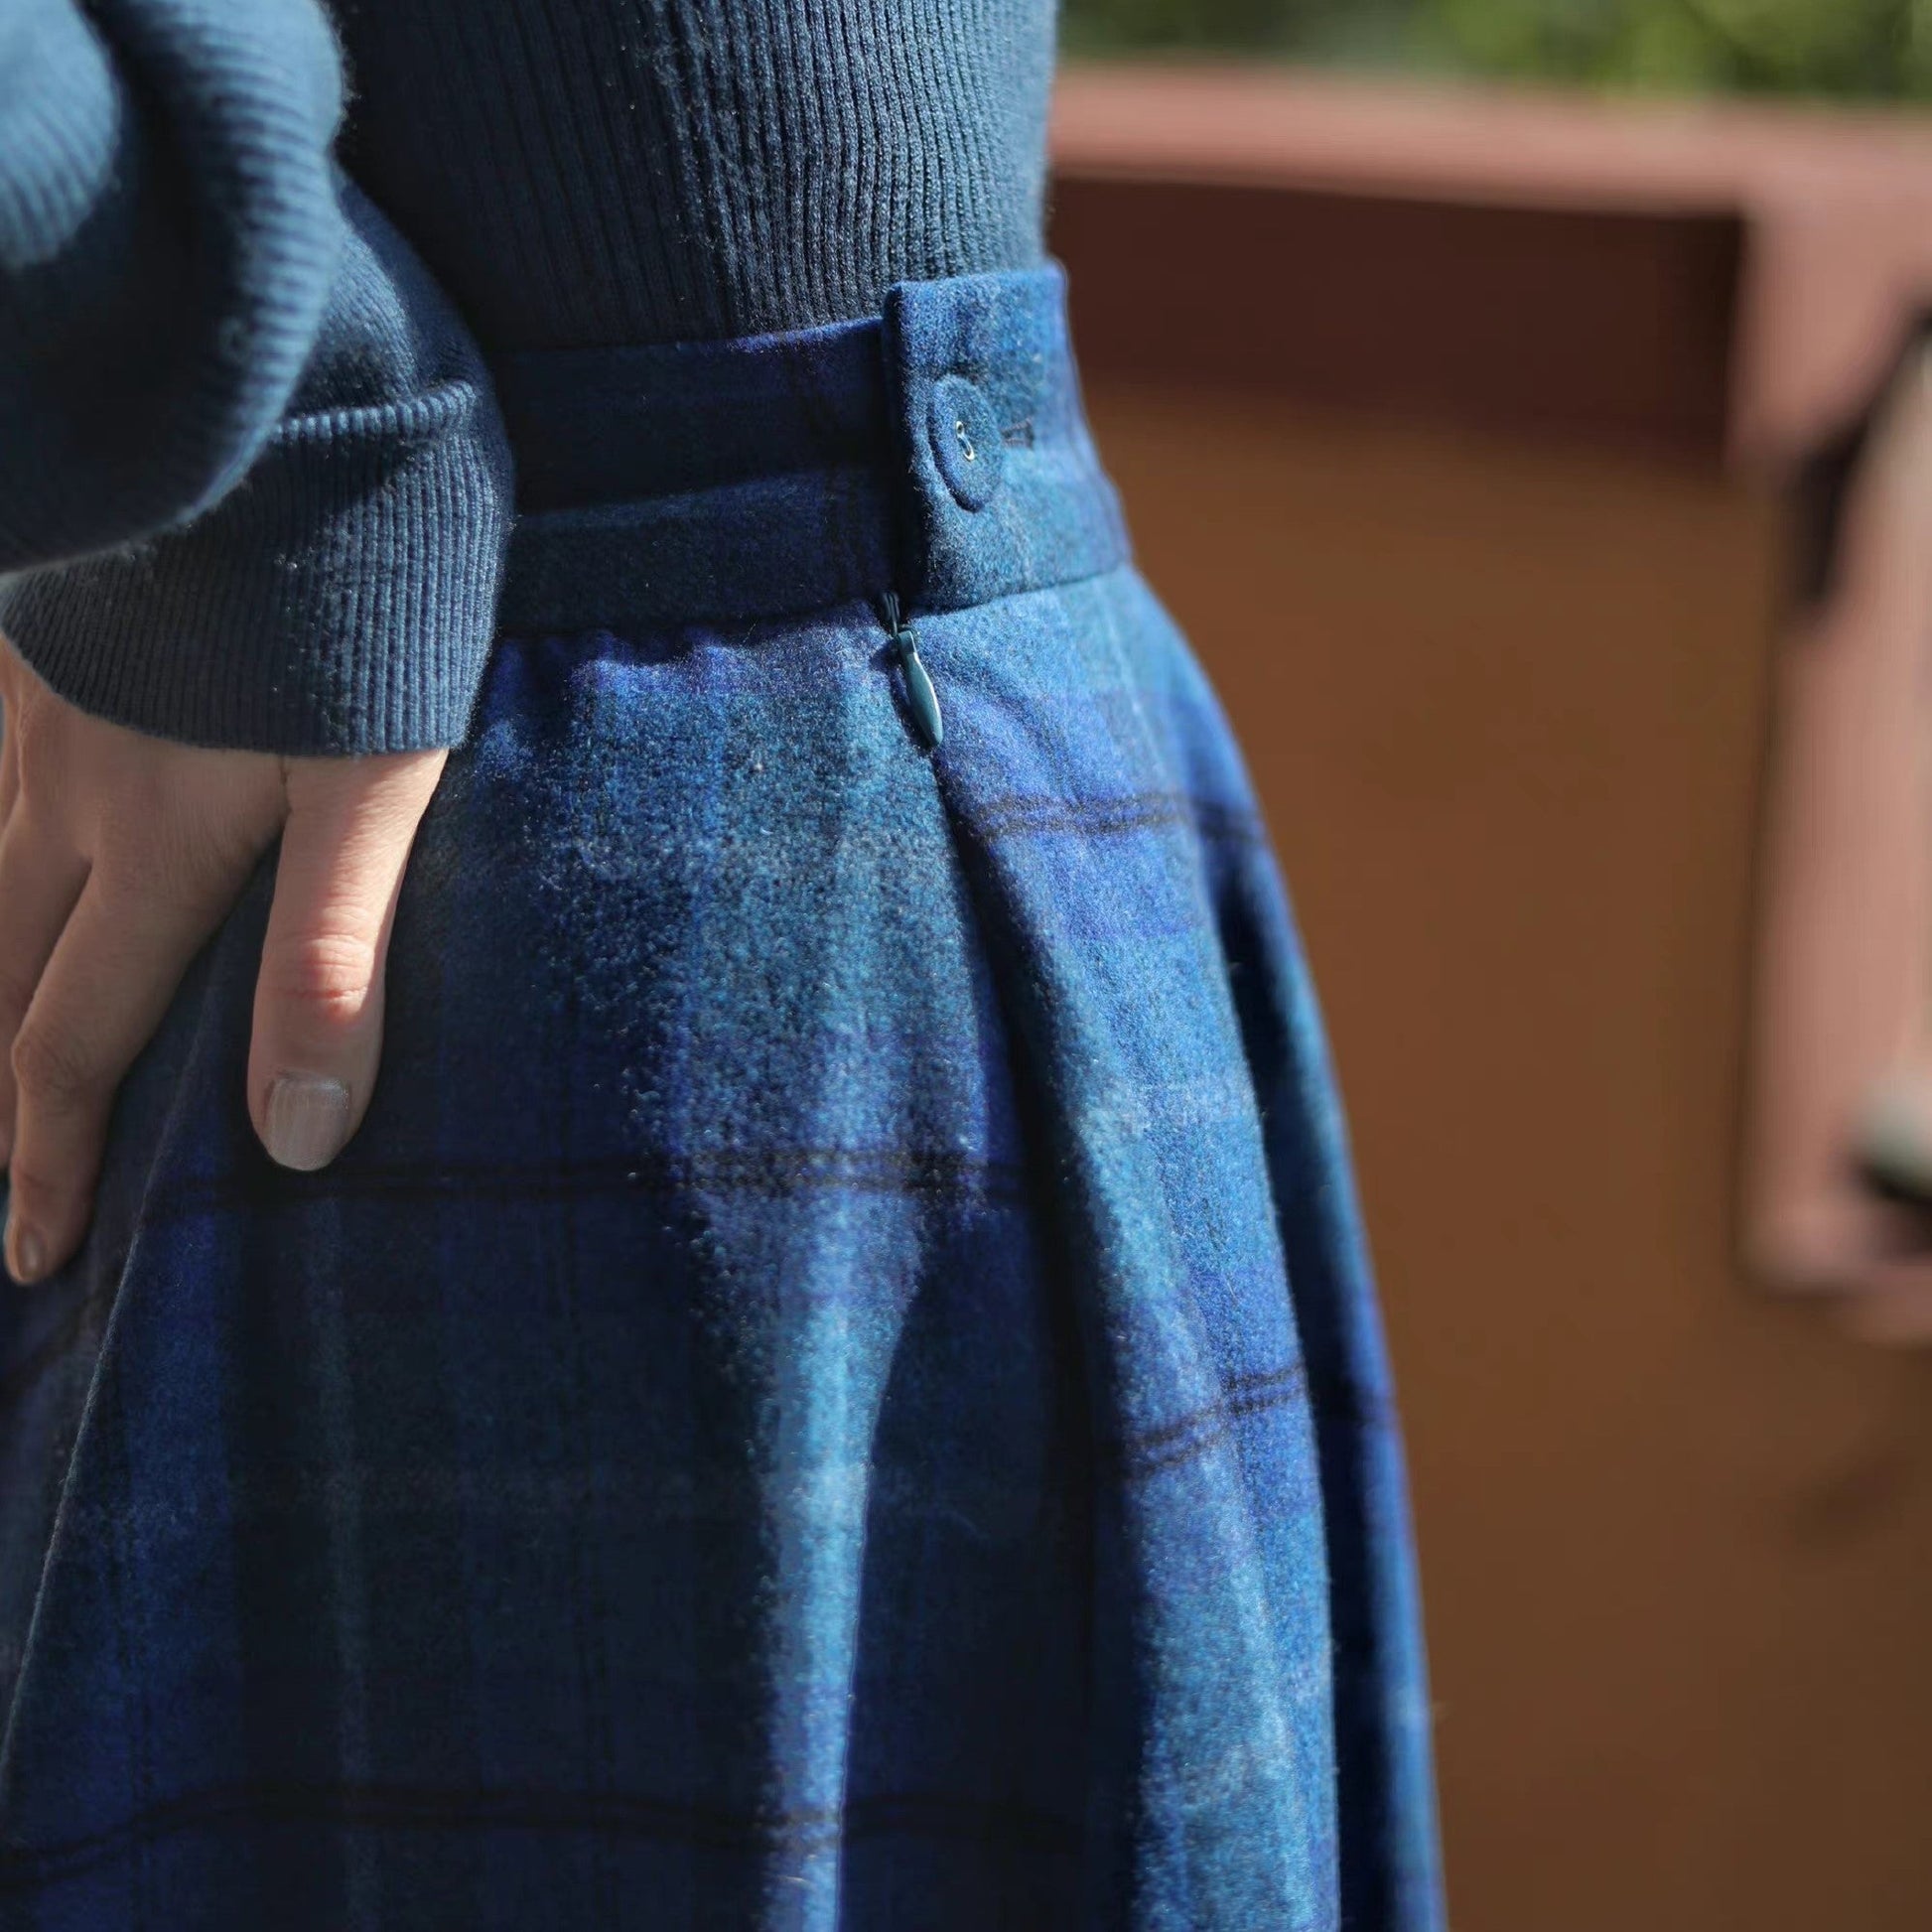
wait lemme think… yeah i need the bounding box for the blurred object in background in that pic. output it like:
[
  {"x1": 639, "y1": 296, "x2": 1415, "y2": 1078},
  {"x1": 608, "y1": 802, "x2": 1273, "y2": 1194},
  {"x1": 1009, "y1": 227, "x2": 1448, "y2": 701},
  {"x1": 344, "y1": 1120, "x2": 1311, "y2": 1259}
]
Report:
[
  {"x1": 1745, "y1": 322, "x2": 1932, "y2": 1340},
  {"x1": 1064, "y1": 0, "x2": 1932, "y2": 101}
]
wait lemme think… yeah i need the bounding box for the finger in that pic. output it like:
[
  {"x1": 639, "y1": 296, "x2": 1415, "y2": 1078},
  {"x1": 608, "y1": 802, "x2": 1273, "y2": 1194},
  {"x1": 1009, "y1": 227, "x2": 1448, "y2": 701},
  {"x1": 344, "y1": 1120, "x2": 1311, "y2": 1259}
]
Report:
[
  {"x1": 5, "y1": 869, "x2": 227, "y2": 1283},
  {"x1": 0, "y1": 809, "x2": 89, "y2": 1174},
  {"x1": 248, "y1": 753, "x2": 444, "y2": 1172}
]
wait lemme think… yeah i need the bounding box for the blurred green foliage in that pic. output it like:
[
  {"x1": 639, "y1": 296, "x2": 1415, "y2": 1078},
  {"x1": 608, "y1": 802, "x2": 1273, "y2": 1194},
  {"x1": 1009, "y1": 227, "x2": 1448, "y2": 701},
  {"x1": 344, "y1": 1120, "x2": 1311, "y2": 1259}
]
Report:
[{"x1": 1060, "y1": 0, "x2": 1932, "y2": 100}]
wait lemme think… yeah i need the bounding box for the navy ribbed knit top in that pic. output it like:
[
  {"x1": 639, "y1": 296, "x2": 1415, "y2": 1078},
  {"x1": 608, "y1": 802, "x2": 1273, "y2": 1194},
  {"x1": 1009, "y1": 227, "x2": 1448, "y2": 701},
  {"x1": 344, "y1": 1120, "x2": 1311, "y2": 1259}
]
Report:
[{"x1": 0, "y1": 0, "x2": 1055, "y2": 753}]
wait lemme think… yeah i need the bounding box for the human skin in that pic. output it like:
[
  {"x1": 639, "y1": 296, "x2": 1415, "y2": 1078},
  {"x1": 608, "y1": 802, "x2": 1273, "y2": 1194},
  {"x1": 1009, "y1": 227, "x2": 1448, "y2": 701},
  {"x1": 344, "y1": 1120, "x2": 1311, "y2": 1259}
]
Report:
[{"x1": 0, "y1": 634, "x2": 443, "y2": 1285}]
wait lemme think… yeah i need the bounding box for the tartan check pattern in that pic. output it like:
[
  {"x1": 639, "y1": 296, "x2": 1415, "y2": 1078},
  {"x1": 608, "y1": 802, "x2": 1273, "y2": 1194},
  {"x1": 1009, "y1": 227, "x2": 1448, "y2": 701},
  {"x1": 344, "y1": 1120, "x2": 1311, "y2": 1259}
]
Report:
[{"x1": 0, "y1": 269, "x2": 1443, "y2": 1930}]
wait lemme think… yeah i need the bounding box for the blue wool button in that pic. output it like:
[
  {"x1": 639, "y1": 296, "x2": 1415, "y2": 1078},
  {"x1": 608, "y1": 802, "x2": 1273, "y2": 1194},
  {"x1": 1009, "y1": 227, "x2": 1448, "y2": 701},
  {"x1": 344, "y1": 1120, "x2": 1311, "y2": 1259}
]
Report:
[{"x1": 928, "y1": 375, "x2": 1005, "y2": 511}]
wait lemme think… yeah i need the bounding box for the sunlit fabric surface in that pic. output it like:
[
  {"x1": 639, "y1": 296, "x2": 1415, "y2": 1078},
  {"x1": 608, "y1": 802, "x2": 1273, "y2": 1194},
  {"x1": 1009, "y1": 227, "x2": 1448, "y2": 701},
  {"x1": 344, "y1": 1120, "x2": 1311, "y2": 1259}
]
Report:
[{"x1": 0, "y1": 269, "x2": 1442, "y2": 1930}]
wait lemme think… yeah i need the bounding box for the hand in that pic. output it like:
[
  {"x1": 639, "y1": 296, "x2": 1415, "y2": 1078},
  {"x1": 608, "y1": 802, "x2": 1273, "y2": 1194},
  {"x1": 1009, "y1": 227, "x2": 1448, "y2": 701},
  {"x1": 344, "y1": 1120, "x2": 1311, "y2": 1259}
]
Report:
[{"x1": 0, "y1": 636, "x2": 445, "y2": 1285}]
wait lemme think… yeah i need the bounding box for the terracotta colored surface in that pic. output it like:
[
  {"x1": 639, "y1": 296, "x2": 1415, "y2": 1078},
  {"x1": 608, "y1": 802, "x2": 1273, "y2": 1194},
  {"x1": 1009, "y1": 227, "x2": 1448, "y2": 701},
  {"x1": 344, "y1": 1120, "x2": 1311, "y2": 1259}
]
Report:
[
  {"x1": 1053, "y1": 66, "x2": 1932, "y2": 467},
  {"x1": 1079, "y1": 377, "x2": 1932, "y2": 1929},
  {"x1": 1052, "y1": 174, "x2": 1742, "y2": 465}
]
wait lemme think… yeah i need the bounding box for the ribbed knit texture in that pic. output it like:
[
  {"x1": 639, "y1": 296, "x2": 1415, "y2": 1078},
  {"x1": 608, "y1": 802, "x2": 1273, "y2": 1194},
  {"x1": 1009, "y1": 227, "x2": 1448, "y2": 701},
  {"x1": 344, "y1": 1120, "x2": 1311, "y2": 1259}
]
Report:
[
  {"x1": 332, "y1": 0, "x2": 1055, "y2": 348},
  {"x1": 0, "y1": 0, "x2": 347, "y2": 566},
  {"x1": 0, "y1": 140, "x2": 512, "y2": 754},
  {"x1": 0, "y1": 0, "x2": 1052, "y2": 751},
  {"x1": 0, "y1": 180, "x2": 512, "y2": 751}
]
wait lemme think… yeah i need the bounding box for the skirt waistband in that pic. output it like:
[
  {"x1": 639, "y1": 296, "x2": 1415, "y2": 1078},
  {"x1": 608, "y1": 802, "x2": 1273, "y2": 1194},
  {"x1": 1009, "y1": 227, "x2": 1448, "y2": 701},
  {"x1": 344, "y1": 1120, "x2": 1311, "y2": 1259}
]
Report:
[{"x1": 489, "y1": 263, "x2": 1130, "y2": 635}]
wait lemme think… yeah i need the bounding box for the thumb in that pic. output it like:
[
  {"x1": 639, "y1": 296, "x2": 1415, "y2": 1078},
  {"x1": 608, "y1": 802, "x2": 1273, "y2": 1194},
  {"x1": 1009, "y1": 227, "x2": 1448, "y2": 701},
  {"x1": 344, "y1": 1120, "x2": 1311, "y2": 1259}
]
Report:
[{"x1": 248, "y1": 751, "x2": 446, "y2": 1171}]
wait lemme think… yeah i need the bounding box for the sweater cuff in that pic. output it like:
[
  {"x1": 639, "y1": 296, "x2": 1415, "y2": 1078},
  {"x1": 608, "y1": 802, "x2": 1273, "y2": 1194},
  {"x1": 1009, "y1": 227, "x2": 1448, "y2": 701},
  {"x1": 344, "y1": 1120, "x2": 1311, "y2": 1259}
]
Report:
[
  {"x1": 0, "y1": 376, "x2": 511, "y2": 754},
  {"x1": 0, "y1": 172, "x2": 513, "y2": 756}
]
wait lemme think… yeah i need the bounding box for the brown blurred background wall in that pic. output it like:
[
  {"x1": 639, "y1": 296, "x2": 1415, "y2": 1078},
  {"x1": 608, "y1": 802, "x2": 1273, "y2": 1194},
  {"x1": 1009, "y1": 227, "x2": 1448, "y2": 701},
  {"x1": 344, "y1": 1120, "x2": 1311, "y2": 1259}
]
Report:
[{"x1": 1050, "y1": 68, "x2": 1932, "y2": 1932}]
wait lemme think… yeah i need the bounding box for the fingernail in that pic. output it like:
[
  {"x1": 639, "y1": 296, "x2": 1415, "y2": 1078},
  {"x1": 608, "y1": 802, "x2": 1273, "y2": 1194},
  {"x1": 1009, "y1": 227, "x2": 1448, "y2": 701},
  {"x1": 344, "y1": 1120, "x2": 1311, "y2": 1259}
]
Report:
[
  {"x1": 265, "y1": 1075, "x2": 352, "y2": 1172},
  {"x1": 8, "y1": 1222, "x2": 45, "y2": 1285}
]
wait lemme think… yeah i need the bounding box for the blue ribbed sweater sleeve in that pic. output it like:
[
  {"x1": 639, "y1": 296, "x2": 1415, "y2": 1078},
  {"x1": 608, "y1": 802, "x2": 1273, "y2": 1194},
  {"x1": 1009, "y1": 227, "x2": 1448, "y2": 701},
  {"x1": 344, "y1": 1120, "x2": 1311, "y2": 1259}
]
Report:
[{"x1": 0, "y1": 0, "x2": 512, "y2": 753}]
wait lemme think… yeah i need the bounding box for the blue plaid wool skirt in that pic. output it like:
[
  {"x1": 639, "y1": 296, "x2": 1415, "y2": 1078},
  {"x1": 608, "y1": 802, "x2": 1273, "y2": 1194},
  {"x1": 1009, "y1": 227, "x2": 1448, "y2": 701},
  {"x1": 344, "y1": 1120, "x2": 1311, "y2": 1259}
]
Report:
[{"x1": 0, "y1": 268, "x2": 1443, "y2": 1930}]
